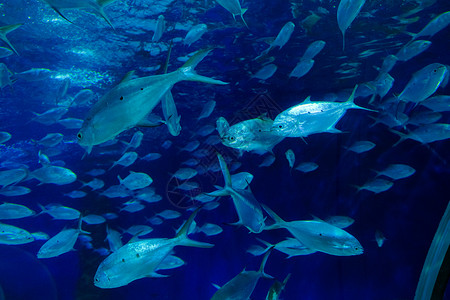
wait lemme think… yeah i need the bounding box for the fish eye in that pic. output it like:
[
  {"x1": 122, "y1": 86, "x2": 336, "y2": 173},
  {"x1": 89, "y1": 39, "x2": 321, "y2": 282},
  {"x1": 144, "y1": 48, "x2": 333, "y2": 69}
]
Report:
[
  {"x1": 77, "y1": 133, "x2": 82, "y2": 139},
  {"x1": 95, "y1": 278, "x2": 99, "y2": 282},
  {"x1": 229, "y1": 136, "x2": 235, "y2": 140},
  {"x1": 278, "y1": 125, "x2": 283, "y2": 128}
]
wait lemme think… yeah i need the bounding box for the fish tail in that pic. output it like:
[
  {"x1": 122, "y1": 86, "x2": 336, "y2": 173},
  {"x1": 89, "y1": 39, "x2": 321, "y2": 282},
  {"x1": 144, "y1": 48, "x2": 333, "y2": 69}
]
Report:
[
  {"x1": 346, "y1": 85, "x2": 378, "y2": 112},
  {"x1": 77, "y1": 215, "x2": 90, "y2": 235},
  {"x1": 261, "y1": 204, "x2": 286, "y2": 229},
  {"x1": 342, "y1": 31, "x2": 345, "y2": 52},
  {"x1": 178, "y1": 49, "x2": 228, "y2": 85},
  {"x1": 390, "y1": 129, "x2": 407, "y2": 147},
  {"x1": 176, "y1": 208, "x2": 214, "y2": 248},
  {"x1": 97, "y1": 7, "x2": 115, "y2": 30},
  {"x1": 0, "y1": 23, "x2": 22, "y2": 56},
  {"x1": 217, "y1": 153, "x2": 232, "y2": 189},
  {"x1": 240, "y1": 9, "x2": 249, "y2": 29},
  {"x1": 258, "y1": 246, "x2": 274, "y2": 279}
]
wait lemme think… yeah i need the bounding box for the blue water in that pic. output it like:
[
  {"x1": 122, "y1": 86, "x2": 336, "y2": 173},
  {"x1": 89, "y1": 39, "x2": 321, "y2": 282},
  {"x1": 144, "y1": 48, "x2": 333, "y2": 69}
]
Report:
[{"x1": 1, "y1": 0, "x2": 450, "y2": 299}]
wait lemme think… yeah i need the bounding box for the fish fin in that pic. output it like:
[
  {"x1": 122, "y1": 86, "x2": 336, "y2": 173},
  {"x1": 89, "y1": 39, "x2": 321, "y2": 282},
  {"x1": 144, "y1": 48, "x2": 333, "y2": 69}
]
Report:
[
  {"x1": 136, "y1": 119, "x2": 165, "y2": 128},
  {"x1": 51, "y1": 7, "x2": 74, "y2": 24},
  {"x1": 176, "y1": 208, "x2": 214, "y2": 248},
  {"x1": 205, "y1": 188, "x2": 230, "y2": 197},
  {"x1": 119, "y1": 70, "x2": 136, "y2": 84},
  {"x1": 147, "y1": 272, "x2": 169, "y2": 278},
  {"x1": 212, "y1": 283, "x2": 221, "y2": 290},
  {"x1": 240, "y1": 8, "x2": 249, "y2": 29},
  {"x1": 326, "y1": 127, "x2": 344, "y2": 134},
  {"x1": 217, "y1": 153, "x2": 232, "y2": 188},
  {"x1": 258, "y1": 246, "x2": 274, "y2": 279},
  {"x1": 178, "y1": 49, "x2": 228, "y2": 85},
  {"x1": 96, "y1": 7, "x2": 115, "y2": 30},
  {"x1": 302, "y1": 96, "x2": 312, "y2": 103},
  {"x1": 261, "y1": 204, "x2": 285, "y2": 228},
  {"x1": 389, "y1": 129, "x2": 407, "y2": 147},
  {"x1": 0, "y1": 23, "x2": 23, "y2": 55},
  {"x1": 342, "y1": 30, "x2": 345, "y2": 52}
]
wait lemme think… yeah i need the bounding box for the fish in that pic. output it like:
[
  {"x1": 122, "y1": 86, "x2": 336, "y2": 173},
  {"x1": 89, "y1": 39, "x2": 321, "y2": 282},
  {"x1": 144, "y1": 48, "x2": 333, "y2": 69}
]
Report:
[
  {"x1": 183, "y1": 24, "x2": 208, "y2": 47},
  {"x1": 344, "y1": 140, "x2": 376, "y2": 154},
  {"x1": 0, "y1": 203, "x2": 35, "y2": 220},
  {"x1": 0, "y1": 223, "x2": 35, "y2": 245},
  {"x1": 109, "y1": 152, "x2": 138, "y2": 170},
  {"x1": 152, "y1": 15, "x2": 165, "y2": 42},
  {"x1": 13, "y1": 68, "x2": 53, "y2": 81},
  {"x1": 398, "y1": 63, "x2": 448, "y2": 104},
  {"x1": 80, "y1": 178, "x2": 104, "y2": 190},
  {"x1": 258, "y1": 22, "x2": 295, "y2": 58},
  {"x1": 337, "y1": 0, "x2": 366, "y2": 50},
  {"x1": 0, "y1": 23, "x2": 23, "y2": 55},
  {"x1": 289, "y1": 58, "x2": 314, "y2": 78},
  {"x1": 58, "y1": 118, "x2": 84, "y2": 129},
  {"x1": 395, "y1": 40, "x2": 432, "y2": 62},
  {"x1": 101, "y1": 185, "x2": 133, "y2": 198},
  {"x1": 161, "y1": 91, "x2": 182, "y2": 136},
  {"x1": 56, "y1": 78, "x2": 70, "y2": 104},
  {"x1": 302, "y1": 40, "x2": 326, "y2": 60},
  {"x1": 82, "y1": 214, "x2": 106, "y2": 225},
  {"x1": 263, "y1": 204, "x2": 363, "y2": 256},
  {"x1": 31, "y1": 107, "x2": 68, "y2": 125},
  {"x1": 29, "y1": 165, "x2": 77, "y2": 185},
  {"x1": 41, "y1": 0, "x2": 118, "y2": 29},
  {"x1": 218, "y1": 116, "x2": 284, "y2": 155},
  {"x1": 0, "y1": 63, "x2": 14, "y2": 89},
  {"x1": 259, "y1": 155, "x2": 276, "y2": 167},
  {"x1": 0, "y1": 46, "x2": 13, "y2": 58},
  {"x1": 77, "y1": 49, "x2": 227, "y2": 152},
  {"x1": 266, "y1": 273, "x2": 291, "y2": 300},
  {"x1": 421, "y1": 95, "x2": 450, "y2": 112},
  {"x1": 0, "y1": 168, "x2": 27, "y2": 187},
  {"x1": 354, "y1": 178, "x2": 393, "y2": 194},
  {"x1": 207, "y1": 153, "x2": 265, "y2": 233},
  {"x1": 38, "y1": 204, "x2": 81, "y2": 220},
  {"x1": 272, "y1": 85, "x2": 374, "y2": 138},
  {"x1": 408, "y1": 11, "x2": 450, "y2": 42},
  {"x1": 372, "y1": 164, "x2": 416, "y2": 180},
  {"x1": 375, "y1": 230, "x2": 386, "y2": 247},
  {"x1": 157, "y1": 209, "x2": 182, "y2": 220},
  {"x1": 391, "y1": 123, "x2": 450, "y2": 146},
  {"x1": 324, "y1": 216, "x2": 355, "y2": 229},
  {"x1": 141, "y1": 152, "x2": 162, "y2": 161},
  {"x1": 197, "y1": 100, "x2": 216, "y2": 120},
  {"x1": 118, "y1": 171, "x2": 153, "y2": 190},
  {"x1": 94, "y1": 209, "x2": 213, "y2": 288},
  {"x1": 106, "y1": 227, "x2": 123, "y2": 252},
  {"x1": 172, "y1": 168, "x2": 198, "y2": 180},
  {"x1": 252, "y1": 64, "x2": 277, "y2": 80},
  {"x1": 71, "y1": 89, "x2": 96, "y2": 107},
  {"x1": 211, "y1": 248, "x2": 273, "y2": 299},
  {"x1": 285, "y1": 149, "x2": 295, "y2": 170},
  {"x1": 249, "y1": 237, "x2": 316, "y2": 258},
  {"x1": 37, "y1": 218, "x2": 88, "y2": 258},
  {"x1": 295, "y1": 162, "x2": 318, "y2": 173},
  {"x1": 124, "y1": 225, "x2": 153, "y2": 236},
  {"x1": 0, "y1": 186, "x2": 31, "y2": 196},
  {"x1": 214, "y1": 0, "x2": 248, "y2": 28},
  {"x1": 35, "y1": 133, "x2": 64, "y2": 147}
]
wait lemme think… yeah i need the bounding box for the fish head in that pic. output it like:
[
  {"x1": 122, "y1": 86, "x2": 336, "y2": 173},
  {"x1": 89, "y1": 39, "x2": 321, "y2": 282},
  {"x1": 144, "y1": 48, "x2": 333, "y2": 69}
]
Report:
[
  {"x1": 94, "y1": 270, "x2": 112, "y2": 288},
  {"x1": 76, "y1": 123, "x2": 96, "y2": 147},
  {"x1": 271, "y1": 115, "x2": 298, "y2": 137}
]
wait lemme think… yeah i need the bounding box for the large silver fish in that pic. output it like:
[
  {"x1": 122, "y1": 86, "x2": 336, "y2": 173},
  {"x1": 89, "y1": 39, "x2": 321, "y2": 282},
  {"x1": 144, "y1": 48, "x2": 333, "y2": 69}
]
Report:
[{"x1": 77, "y1": 49, "x2": 227, "y2": 152}]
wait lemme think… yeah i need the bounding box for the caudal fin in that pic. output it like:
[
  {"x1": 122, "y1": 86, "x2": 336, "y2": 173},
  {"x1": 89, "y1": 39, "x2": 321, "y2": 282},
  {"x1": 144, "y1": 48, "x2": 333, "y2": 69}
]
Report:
[
  {"x1": 240, "y1": 8, "x2": 249, "y2": 29},
  {"x1": 346, "y1": 84, "x2": 377, "y2": 112},
  {"x1": 261, "y1": 204, "x2": 286, "y2": 229},
  {"x1": 0, "y1": 23, "x2": 23, "y2": 56},
  {"x1": 176, "y1": 208, "x2": 214, "y2": 248},
  {"x1": 96, "y1": 0, "x2": 118, "y2": 30},
  {"x1": 178, "y1": 49, "x2": 228, "y2": 85},
  {"x1": 258, "y1": 246, "x2": 274, "y2": 279},
  {"x1": 205, "y1": 153, "x2": 233, "y2": 197}
]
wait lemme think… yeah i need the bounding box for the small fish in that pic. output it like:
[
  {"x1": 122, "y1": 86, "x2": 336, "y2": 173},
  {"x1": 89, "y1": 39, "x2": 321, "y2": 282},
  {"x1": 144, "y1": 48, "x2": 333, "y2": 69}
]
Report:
[
  {"x1": 161, "y1": 91, "x2": 182, "y2": 136},
  {"x1": 196, "y1": 223, "x2": 223, "y2": 236},
  {"x1": 121, "y1": 201, "x2": 145, "y2": 213},
  {"x1": 302, "y1": 40, "x2": 326, "y2": 60},
  {"x1": 373, "y1": 164, "x2": 415, "y2": 180},
  {"x1": 14, "y1": 68, "x2": 52, "y2": 81},
  {"x1": 391, "y1": 123, "x2": 450, "y2": 146},
  {"x1": 375, "y1": 230, "x2": 386, "y2": 247},
  {"x1": 31, "y1": 107, "x2": 68, "y2": 125},
  {"x1": 345, "y1": 140, "x2": 376, "y2": 154},
  {"x1": 122, "y1": 131, "x2": 144, "y2": 153},
  {"x1": 172, "y1": 168, "x2": 198, "y2": 180},
  {"x1": 263, "y1": 204, "x2": 363, "y2": 256},
  {"x1": 211, "y1": 249, "x2": 273, "y2": 300},
  {"x1": 64, "y1": 190, "x2": 87, "y2": 198},
  {"x1": 0, "y1": 223, "x2": 34, "y2": 245},
  {"x1": 81, "y1": 178, "x2": 105, "y2": 190},
  {"x1": 106, "y1": 227, "x2": 123, "y2": 252},
  {"x1": 421, "y1": 95, "x2": 450, "y2": 112},
  {"x1": 266, "y1": 273, "x2": 291, "y2": 300},
  {"x1": 118, "y1": 171, "x2": 153, "y2": 190},
  {"x1": 179, "y1": 140, "x2": 200, "y2": 152},
  {"x1": 94, "y1": 209, "x2": 213, "y2": 288},
  {"x1": 395, "y1": 40, "x2": 431, "y2": 62},
  {"x1": 35, "y1": 133, "x2": 64, "y2": 147},
  {"x1": 0, "y1": 203, "x2": 35, "y2": 220},
  {"x1": 109, "y1": 152, "x2": 139, "y2": 170},
  {"x1": 0, "y1": 63, "x2": 15, "y2": 89},
  {"x1": 252, "y1": 64, "x2": 277, "y2": 80},
  {"x1": 337, "y1": 0, "x2": 366, "y2": 50},
  {"x1": 354, "y1": 178, "x2": 393, "y2": 194},
  {"x1": 289, "y1": 59, "x2": 314, "y2": 78},
  {"x1": 379, "y1": 54, "x2": 398, "y2": 74},
  {"x1": 0, "y1": 186, "x2": 31, "y2": 196},
  {"x1": 37, "y1": 218, "x2": 88, "y2": 259},
  {"x1": 86, "y1": 168, "x2": 105, "y2": 176},
  {"x1": 152, "y1": 15, "x2": 165, "y2": 42},
  {"x1": 38, "y1": 204, "x2": 81, "y2": 220},
  {"x1": 101, "y1": 185, "x2": 133, "y2": 198},
  {"x1": 295, "y1": 162, "x2": 318, "y2": 173},
  {"x1": 71, "y1": 89, "x2": 96, "y2": 107},
  {"x1": 58, "y1": 118, "x2": 84, "y2": 129},
  {"x1": 398, "y1": 63, "x2": 447, "y2": 104},
  {"x1": 124, "y1": 225, "x2": 153, "y2": 236},
  {"x1": 29, "y1": 165, "x2": 77, "y2": 185},
  {"x1": 285, "y1": 149, "x2": 295, "y2": 170},
  {"x1": 258, "y1": 22, "x2": 295, "y2": 57},
  {"x1": 197, "y1": 100, "x2": 216, "y2": 120},
  {"x1": 183, "y1": 24, "x2": 208, "y2": 47},
  {"x1": 259, "y1": 155, "x2": 276, "y2": 167},
  {"x1": 157, "y1": 209, "x2": 182, "y2": 220},
  {"x1": 409, "y1": 11, "x2": 450, "y2": 41},
  {"x1": 141, "y1": 152, "x2": 162, "y2": 161},
  {"x1": 0, "y1": 168, "x2": 27, "y2": 187},
  {"x1": 324, "y1": 216, "x2": 355, "y2": 228},
  {"x1": 82, "y1": 214, "x2": 106, "y2": 225}
]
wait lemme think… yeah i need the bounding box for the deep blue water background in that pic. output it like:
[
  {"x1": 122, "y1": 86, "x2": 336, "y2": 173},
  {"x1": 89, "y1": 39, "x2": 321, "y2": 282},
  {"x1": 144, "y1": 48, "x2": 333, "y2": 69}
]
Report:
[{"x1": 1, "y1": 0, "x2": 450, "y2": 299}]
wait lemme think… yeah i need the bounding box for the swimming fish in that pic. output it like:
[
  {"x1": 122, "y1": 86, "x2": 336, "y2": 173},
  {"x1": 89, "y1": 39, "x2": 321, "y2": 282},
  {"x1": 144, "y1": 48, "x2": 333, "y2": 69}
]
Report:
[
  {"x1": 408, "y1": 11, "x2": 450, "y2": 42},
  {"x1": 152, "y1": 15, "x2": 165, "y2": 42},
  {"x1": 118, "y1": 171, "x2": 153, "y2": 190},
  {"x1": 266, "y1": 273, "x2": 291, "y2": 300},
  {"x1": 41, "y1": 0, "x2": 118, "y2": 29},
  {"x1": 0, "y1": 203, "x2": 35, "y2": 220},
  {"x1": 263, "y1": 204, "x2": 363, "y2": 256},
  {"x1": 285, "y1": 149, "x2": 295, "y2": 170},
  {"x1": 29, "y1": 165, "x2": 77, "y2": 185},
  {"x1": 0, "y1": 223, "x2": 35, "y2": 245},
  {"x1": 354, "y1": 178, "x2": 393, "y2": 194},
  {"x1": 395, "y1": 40, "x2": 431, "y2": 62},
  {"x1": 161, "y1": 91, "x2": 182, "y2": 136},
  {"x1": 344, "y1": 140, "x2": 376, "y2": 154},
  {"x1": 337, "y1": 0, "x2": 366, "y2": 50},
  {"x1": 183, "y1": 24, "x2": 208, "y2": 47},
  {"x1": 94, "y1": 209, "x2": 213, "y2": 288},
  {"x1": 77, "y1": 49, "x2": 227, "y2": 152},
  {"x1": 218, "y1": 116, "x2": 284, "y2": 155},
  {"x1": 214, "y1": 0, "x2": 248, "y2": 28},
  {"x1": 252, "y1": 64, "x2": 277, "y2": 80},
  {"x1": 207, "y1": 153, "x2": 265, "y2": 233},
  {"x1": 272, "y1": 85, "x2": 374, "y2": 138},
  {"x1": 197, "y1": 100, "x2": 216, "y2": 120},
  {"x1": 258, "y1": 22, "x2": 295, "y2": 58},
  {"x1": 0, "y1": 23, "x2": 22, "y2": 55},
  {"x1": 391, "y1": 123, "x2": 450, "y2": 146},
  {"x1": 302, "y1": 40, "x2": 326, "y2": 60},
  {"x1": 289, "y1": 58, "x2": 315, "y2": 78},
  {"x1": 373, "y1": 164, "x2": 416, "y2": 180},
  {"x1": 211, "y1": 248, "x2": 273, "y2": 299},
  {"x1": 37, "y1": 218, "x2": 88, "y2": 258}
]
